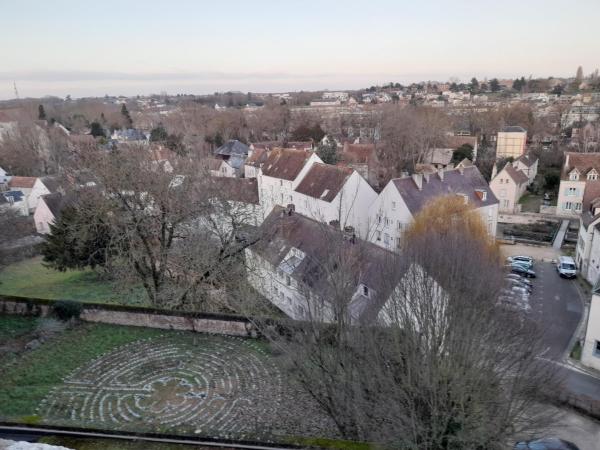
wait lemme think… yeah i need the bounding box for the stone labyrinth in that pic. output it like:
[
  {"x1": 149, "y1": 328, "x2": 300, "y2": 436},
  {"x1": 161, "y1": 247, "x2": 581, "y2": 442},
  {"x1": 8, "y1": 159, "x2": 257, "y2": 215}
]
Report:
[{"x1": 38, "y1": 335, "x2": 283, "y2": 436}]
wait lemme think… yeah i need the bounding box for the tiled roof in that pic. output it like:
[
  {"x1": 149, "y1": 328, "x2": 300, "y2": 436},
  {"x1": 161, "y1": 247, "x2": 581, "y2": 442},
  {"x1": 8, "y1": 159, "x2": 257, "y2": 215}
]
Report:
[
  {"x1": 208, "y1": 177, "x2": 259, "y2": 205},
  {"x1": 294, "y1": 163, "x2": 353, "y2": 202},
  {"x1": 341, "y1": 143, "x2": 376, "y2": 164},
  {"x1": 563, "y1": 152, "x2": 600, "y2": 180},
  {"x1": 261, "y1": 148, "x2": 312, "y2": 181},
  {"x1": 581, "y1": 181, "x2": 600, "y2": 227},
  {"x1": 502, "y1": 126, "x2": 527, "y2": 133},
  {"x1": 214, "y1": 140, "x2": 250, "y2": 157},
  {"x1": 8, "y1": 176, "x2": 37, "y2": 189},
  {"x1": 391, "y1": 166, "x2": 498, "y2": 216},
  {"x1": 245, "y1": 148, "x2": 268, "y2": 167},
  {"x1": 515, "y1": 152, "x2": 538, "y2": 168},
  {"x1": 250, "y1": 207, "x2": 402, "y2": 321},
  {"x1": 503, "y1": 164, "x2": 529, "y2": 186}
]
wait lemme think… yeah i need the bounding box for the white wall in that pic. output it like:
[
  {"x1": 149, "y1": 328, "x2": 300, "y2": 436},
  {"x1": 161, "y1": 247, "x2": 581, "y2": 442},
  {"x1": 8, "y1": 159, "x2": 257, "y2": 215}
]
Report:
[
  {"x1": 292, "y1": 171, "x2": 377, "y2": 239},
  {"x1": 368, "y1": 181, "x2": 413, "y2": 251},
  {"x1": 582, "y1": 294, "x2": 600, "y2": 371},
  {"x1": 29, "y1": 179, "x2": 51, "y2": 211},
  {"x1": 557, "y1": 179, "x2": 585, "y2": 216},
  {"x1": 33, "y1": 198, "x2": 55, "y2": 234}
]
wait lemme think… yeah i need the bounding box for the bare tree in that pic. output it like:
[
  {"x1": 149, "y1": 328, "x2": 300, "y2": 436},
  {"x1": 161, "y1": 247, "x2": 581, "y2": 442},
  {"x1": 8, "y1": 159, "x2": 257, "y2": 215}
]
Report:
[{"x1": 258, "y1": 196, "x2": 558, "y2": 449}]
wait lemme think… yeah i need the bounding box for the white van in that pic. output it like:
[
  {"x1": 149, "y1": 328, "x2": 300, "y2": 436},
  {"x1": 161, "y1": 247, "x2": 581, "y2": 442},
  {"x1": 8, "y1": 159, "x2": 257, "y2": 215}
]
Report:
[{"x1": 557, "y1": 256, "x2": 577, "y2": 279}]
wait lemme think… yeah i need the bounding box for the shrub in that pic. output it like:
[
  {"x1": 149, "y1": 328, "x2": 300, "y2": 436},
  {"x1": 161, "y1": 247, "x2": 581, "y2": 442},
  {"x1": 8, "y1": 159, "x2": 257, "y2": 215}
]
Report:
[{"x1": 53, "y1": 300, "x2": 83, "y2": 321}]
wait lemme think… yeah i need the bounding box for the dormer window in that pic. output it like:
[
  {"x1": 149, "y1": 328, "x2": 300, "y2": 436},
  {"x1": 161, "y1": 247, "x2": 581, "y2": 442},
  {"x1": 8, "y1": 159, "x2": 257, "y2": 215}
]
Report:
[
  {"x1": 569, "y1": 170, "x2": 580, "y2": 181},
  {"x1": 588, "y1": 169, "x2": 598, "y2": 181},
  {"x1": 362, "y1": 285, "x2": 370, "y2": 298}
]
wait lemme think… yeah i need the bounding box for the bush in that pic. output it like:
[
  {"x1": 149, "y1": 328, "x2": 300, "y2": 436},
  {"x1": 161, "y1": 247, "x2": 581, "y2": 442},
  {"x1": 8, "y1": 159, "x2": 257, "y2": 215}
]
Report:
[{"x1": 53, "y1": 300, "x2": 83, "y2": 321}]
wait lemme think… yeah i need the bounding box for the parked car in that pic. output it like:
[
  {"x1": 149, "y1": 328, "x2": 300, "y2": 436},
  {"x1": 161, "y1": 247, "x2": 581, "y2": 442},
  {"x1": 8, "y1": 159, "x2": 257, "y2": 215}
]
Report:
[
  {"x1": 511, "y1": 265, "x2": 537, "y2": 278},
  {"x1": 556, "y1": 256, "x2": 577, "y2": 279},
  {"x1": 514, "y1": 437, "x2": 579, "y2": 450},
  {"x1": 505, "y1": 274, "x2": 533, "y2": 287},
  {"x1": 506, "y1": 279, "x2": 533, "y2": 293},
  {"x1": 507, "y1": 255, "x2": 534, "y2": 267}
]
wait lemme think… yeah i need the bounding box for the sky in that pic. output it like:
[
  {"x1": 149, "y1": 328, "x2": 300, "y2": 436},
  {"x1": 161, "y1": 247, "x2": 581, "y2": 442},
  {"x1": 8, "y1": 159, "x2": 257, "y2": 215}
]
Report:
[{"x1": 0, "y1": 0, "x2": 599, "y2": 99}]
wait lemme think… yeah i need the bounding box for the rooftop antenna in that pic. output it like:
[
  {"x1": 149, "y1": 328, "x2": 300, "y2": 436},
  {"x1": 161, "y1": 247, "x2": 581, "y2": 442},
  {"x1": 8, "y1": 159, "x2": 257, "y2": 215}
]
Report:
[{"x1": 13, "y1": 81, "x2": 19, "y2": 100}]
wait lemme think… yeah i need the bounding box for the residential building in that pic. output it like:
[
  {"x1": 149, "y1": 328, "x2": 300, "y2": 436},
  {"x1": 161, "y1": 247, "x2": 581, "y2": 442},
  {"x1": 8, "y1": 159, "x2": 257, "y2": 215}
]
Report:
[
  {"x1": 556, "y1": 152, "x2": 600, "y2": 216},
  {"x1": 512, "y1": 153, "x2": 538, "y2": 184},
  {"x1": 33, "y1": 192, "x2": 69, "y2": 234},
  {"x1": 574, "y1": 182, "x2": 600, "y2": 284},
  {"x1": 292, "y1": 162, "x2": 378, "y2": 238},
  {"x1": 490, "y1": 164, "x2": 529, "y2": 213},
  {"x1": 422, "y1": 148, "x2": 454, "y2": 169},
  {"x1": 368, "y1": 166, "x2": 498, "y2": 251},
  {"x1": 1, "y1": 190, "x2": 28, "y2": 215},
  {"x1": 257, "y1": 148, "x2": 323, "y2": 217},
  {"x1": 28, "y1": 176, "x2": 61, "y2": 212},
  {"x1": 339, "y1": 142, "x2": 379, "y2": 188},
  {"x1": 581, "y1": 282, "x2": 600, "y2": 371},
  {"x1": 245, "y1": 206, "x2": 401, "y2": 323},
  {"x1": 496, "y1": 126, "x2": 527, "y2": 159},
  {"x1": 244, "y1": 147, "x2": 269, "y2": 178},
  {"x1": 214, "y1": 140, "x2": 250, "y2": 177},
  {"x1": 7, "y1": 176, "x2": 37, "y2": 210},
  {"x1": 0, "y1": 166, "x2": 10, "y2": 187}
]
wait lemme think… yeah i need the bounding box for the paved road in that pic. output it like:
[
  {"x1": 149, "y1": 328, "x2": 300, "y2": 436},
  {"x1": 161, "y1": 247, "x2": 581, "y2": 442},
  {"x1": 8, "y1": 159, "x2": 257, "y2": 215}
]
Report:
[{"x1": 525, "y1": 261, "x2": 600, "y2": 401}]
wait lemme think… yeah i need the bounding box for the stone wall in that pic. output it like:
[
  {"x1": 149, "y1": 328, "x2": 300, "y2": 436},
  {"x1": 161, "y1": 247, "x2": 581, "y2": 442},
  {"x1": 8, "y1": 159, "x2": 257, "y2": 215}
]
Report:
[{"x1": 0, "y1": 296, "x2": 258, "y2": 338}]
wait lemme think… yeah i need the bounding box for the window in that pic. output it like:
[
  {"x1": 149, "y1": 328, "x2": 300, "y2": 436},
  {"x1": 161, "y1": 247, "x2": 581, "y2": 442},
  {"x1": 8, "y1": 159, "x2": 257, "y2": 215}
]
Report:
[
  {"x1": 377, "y1": 214, "x2": 382, "y2": 224},
  {"x1": 288, "y1": 195, "x2": 293, "y2": 203},
  {"x1": 570, "y1": 172, "x2": 579, "y2": 181},
  {"x1": 595, "y1": 340, "x2": 600, "y2": 357},
  {"x1": 279, "y1": 180, "x2": 283, "y2": 186},
  {"x1": 589, "y1": 172, "x2": 598, "y2": 181},
  {"x1": 385, "y1": 217, "x2": 391, "y2": 227},
  {"x1": 391, "y1": 201, "x2": 396, "y2": 210},
  {"x1": 564, "y1": 202, "x2": 573, "y2": 210},
  {"x1": 567, "y1": 187, "x2": 578, "y2": 196},
  {"x1": 384, "y1": 233, "x2": 390, "y2": 245},
  {"x1": 575, "y1": 202, "x2": 582, "y2": 212},
  {"x1": 376, "y1": 231, "x2": 381, "y2": 241},
  {"x1": 362, "y1": 285, "x2": 370, "y2": 297},
  {"x1": 286, "y1": 275, "x2": 291, "y2": 286},
  {"x1": 502, "y1": 199, "x2": 510, "y2": 208}
]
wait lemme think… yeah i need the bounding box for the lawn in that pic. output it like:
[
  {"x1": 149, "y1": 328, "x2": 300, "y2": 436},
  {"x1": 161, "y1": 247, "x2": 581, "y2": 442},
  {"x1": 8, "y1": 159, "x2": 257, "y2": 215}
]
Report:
[
  {"x1": 0, "y1": 314, "x2": 39, "y2": 341},
  {"x1": 0, "y1": 256, "x2": 146, "y2": 305},
  {"x1": 518, "y1": 193, "x2": 542, "y2": 213},
  {"x1": 0, "y1": 317, "x2": 164, "y2": 419}
]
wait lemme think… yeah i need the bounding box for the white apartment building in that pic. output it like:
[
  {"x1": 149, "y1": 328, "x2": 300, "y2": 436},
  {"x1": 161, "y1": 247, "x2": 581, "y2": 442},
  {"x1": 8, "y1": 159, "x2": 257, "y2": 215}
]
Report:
[
  {"x1": 582, "y1": 285, "x2": 600, "y2": 371},
  {"x1": 490, "y1": 164, "x2": 529, "y2": 213},
  {"x1": 368, "y1": 166, "x2": 499, "y2": 251}
]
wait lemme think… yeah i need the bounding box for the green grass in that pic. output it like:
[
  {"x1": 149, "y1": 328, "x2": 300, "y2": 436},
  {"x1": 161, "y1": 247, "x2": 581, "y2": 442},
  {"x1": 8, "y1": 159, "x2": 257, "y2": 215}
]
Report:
[
  {"x1": 0, "y1": 256, "x2": 146, "y2": 305},
  {"x1": 295, "y1": 437, "x2": 374, "y2": 450},
  {"x1": 0, "y1": 314, "x2": 39, "y2": 341},
  {"x1": 570, "y1": 341, "x2": 582, "y2": 361},
  {"x1": 0, "y1": 320, "x2": 164, "y2": 419},
  {"x1": 518, "y1": 193, "x2": 542, "y2": 212},
  {"x1": 39, "y1": 436, "x2": 216, "y2": 450}
]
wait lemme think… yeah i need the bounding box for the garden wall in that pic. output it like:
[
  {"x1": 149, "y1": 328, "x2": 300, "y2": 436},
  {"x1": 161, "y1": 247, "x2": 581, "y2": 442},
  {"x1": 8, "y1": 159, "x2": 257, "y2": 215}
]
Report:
[{"x1": 0, "y1": 295, "x2": 258, "y2": 338}]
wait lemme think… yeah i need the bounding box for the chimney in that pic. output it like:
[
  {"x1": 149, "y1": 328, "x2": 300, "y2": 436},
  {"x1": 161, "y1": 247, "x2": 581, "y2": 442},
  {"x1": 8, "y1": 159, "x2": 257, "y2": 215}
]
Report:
[
  {"x1": 400, "y1": 170, "x2": 409, "y2": 178},
  {"x1": 285, "y1": 203, "x2": 295, "y2": 215},
  {"x1": 412, "y1": 173, "x2": 423, "y2": 190},
  {"x1": 565, "y1": 153, "x2": 570, "y2": 170},
  {"x1": 438, "y1": 168, "x2": 444, "y2": 181}
]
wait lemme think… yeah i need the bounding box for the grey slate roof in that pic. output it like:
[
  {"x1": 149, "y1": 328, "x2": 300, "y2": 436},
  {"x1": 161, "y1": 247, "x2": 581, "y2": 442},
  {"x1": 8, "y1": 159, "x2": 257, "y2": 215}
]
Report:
[
  {"x1": 502, "y1": 126, "x2": 527, "y2": 133},
  {"x1": 41, "y1": 192, "x2": 71, "y2": 218},
  {"x1": 250, "y1": 206, "x2": 404, "y2": 322},
  {"x1": 214, "y1": 140, "x2": 250, "y2": 158},
  {"x1": 504, "y1": 164, "x2": 529, "y2": 186},
  {"x1": 391, "y1": 166, "x2": 498, "y2": 216}
]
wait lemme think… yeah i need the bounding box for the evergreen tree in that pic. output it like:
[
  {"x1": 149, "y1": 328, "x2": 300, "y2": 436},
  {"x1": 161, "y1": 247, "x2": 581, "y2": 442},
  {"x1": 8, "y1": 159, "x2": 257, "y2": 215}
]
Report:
[
  {"x1": 42, "y1": 205, "x2": 113, "y2": 272},
  {"x1": 38, "y1": 104, "x2": 46, "y2": 120},
  {"x1": 150, "y1": 125, "x2": 169, "y2": 142},
  {"x1": 121, "y1": 104, "x2": 133, "y2": 128},
  {"x1": 490, "y1": 78, "x2": 500, "y2": 92},
  {"x1": 575, "y1": 65, "x2": 584, "y2": 83},
  {"x1": 470, "y1": 77, "x2": 479, "y2": 92},
  {"x1": 316, "y1": 136, "x2": 339, "y2": 165},
  {"x1": 90, "y1": 121, "x2": 105, "y2": 137}
]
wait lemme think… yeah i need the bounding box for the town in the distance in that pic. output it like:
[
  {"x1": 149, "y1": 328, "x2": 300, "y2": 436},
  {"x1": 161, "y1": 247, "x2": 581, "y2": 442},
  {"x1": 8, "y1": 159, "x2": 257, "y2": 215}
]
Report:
[{"x1": 2, "y1": 68, "x2": 600, "y2": 450}]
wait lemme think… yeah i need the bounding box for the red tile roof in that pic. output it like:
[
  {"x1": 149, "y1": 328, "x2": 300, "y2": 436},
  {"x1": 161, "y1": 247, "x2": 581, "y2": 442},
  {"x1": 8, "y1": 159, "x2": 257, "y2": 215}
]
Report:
[
  {"x1": 8, "y1": 176, "x2": 37, "y2": 189},
  {"x1": 294, "y1": 163, "x2": 353, "y2": 202},
  {"x1": 261, "y1": 148, "x2": 312, "y2": 181}
]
